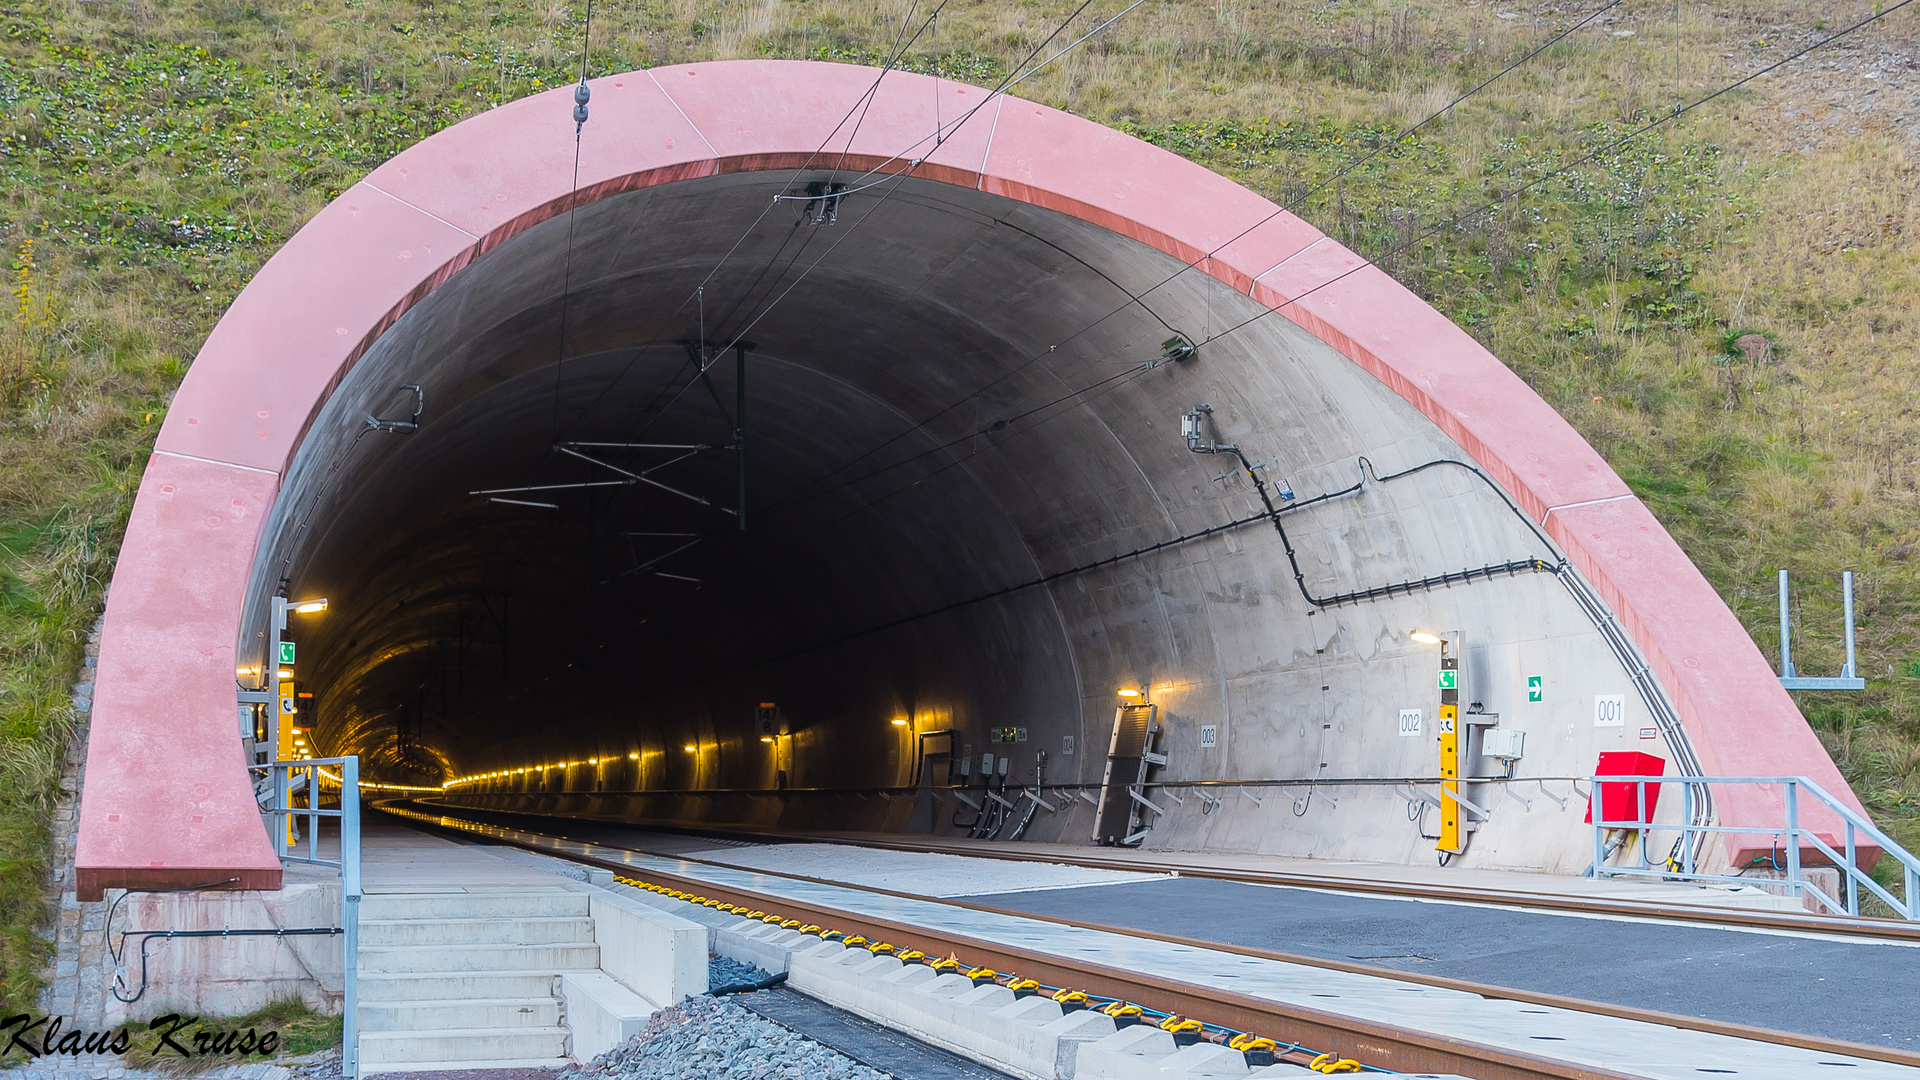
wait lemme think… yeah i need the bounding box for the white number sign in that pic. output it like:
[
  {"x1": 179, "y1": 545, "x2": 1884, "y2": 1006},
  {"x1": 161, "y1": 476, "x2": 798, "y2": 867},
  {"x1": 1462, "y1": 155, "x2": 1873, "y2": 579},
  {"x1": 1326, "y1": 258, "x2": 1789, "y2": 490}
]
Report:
[
  {"x1": 1594, "y1": 694, "x2": 1626, "y2": 728},
  {"x1": 1200, "y1": 725, "x2": 1218, "y2": 748},
  {"x1": 1398, "y1": 709, "x2": 1423, "y2": 737}
]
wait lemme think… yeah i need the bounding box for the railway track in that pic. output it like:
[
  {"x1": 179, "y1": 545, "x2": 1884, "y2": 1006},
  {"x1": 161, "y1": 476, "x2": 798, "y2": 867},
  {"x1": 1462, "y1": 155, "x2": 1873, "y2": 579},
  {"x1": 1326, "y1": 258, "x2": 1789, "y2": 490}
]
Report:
[
  {"x1": 383, "y1": 801, "x2": 1920, "y2": 1079},
  {"x1": 411, "y1": 799, "x2": 1920, "y2": 942}
]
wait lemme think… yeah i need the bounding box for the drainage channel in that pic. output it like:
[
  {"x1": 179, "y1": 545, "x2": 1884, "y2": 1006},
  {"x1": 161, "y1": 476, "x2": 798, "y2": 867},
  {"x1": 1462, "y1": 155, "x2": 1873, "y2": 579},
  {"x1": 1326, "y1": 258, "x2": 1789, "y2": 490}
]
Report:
[
  {"x1": 382, "y1": 802, "x2": 1920, "y2": 1080},
  {"x1": 739, "y1": 987, "x2": 1022, "y2": 1080}
]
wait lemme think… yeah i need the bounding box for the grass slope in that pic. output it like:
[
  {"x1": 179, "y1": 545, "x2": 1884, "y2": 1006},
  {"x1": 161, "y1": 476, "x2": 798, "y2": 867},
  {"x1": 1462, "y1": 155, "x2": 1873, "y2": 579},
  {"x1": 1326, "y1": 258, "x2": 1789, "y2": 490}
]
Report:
[{"x1": 4, "y1": 0, "x2": 1918, "y2": 1008}]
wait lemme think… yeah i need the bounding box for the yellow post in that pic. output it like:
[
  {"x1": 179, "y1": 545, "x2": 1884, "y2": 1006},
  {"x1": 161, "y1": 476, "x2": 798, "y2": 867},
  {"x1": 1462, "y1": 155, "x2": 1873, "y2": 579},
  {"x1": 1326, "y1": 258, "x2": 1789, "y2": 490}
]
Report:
[
  {"x1": 1436, "y1": 643, "x2": 1462, "y2": 855},
  {"x1": 1438, "y1": 702, "x2": 1460, "y2": 853},
  {"x1": 277, "y1": 677, "x2": 299, "y2": 845}
]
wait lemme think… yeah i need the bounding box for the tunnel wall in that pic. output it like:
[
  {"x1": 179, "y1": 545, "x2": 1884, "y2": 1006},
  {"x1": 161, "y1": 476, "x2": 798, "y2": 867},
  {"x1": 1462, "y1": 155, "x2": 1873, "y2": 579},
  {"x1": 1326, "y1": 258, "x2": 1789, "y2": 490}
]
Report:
[{"x1": 75, "y1": 60, "x2": 1861, "y2": 898}]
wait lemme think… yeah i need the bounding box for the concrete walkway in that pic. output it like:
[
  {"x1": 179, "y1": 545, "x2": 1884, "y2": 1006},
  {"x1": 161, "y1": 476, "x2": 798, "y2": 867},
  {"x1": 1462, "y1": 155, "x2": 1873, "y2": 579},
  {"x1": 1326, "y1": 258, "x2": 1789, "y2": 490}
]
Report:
[{"x1": 360, "y1": 824, "x2": 581, "y2": 894}]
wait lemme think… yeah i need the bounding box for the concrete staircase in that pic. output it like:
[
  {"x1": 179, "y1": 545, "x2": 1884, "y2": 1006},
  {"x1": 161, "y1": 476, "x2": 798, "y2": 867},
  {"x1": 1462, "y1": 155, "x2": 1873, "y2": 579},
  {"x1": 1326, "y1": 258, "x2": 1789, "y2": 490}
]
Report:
[{"x1": 357, "y1": 890, "x2": 598, "y2": 1075}]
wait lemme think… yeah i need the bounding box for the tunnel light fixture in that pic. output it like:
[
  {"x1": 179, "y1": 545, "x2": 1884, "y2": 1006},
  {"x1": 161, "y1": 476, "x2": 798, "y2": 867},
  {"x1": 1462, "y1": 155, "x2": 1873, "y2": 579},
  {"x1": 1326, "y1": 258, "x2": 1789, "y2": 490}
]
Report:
[
  {"x1": 277, "y1": 669, "x2": 295, "y2": 680},
  {"x1": 683, "y1": 744, "x2": 698, "y2": 752},
  {"x1": 291, "y1": 598, "x2": 329, "y2": 615},
  {"x1": 1409, "y1": 630, "x2": 1443, "y2": 645},
  {"x1": 628, "y1": 752, "x2": 640, "y2": 759},
  {"x1": 891, "y1": 718, "x2": 909, "y2": 727},
  {"x1": 1117, "y1": 688, "x2": 1142, "y2": 699},
  {"x1": 761, "y1": 736, "x2": 775, "y2": 743}
]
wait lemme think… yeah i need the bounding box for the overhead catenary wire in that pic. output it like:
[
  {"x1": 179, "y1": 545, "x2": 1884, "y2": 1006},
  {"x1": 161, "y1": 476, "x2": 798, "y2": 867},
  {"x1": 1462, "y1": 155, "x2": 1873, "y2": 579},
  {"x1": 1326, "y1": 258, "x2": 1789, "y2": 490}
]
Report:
[
  {"x1": 768, "y1": 0, "x2": 1620, "y2": 511},
  {"x1": 618, "y1": 0, "x2": 1122, "y2": 449},
  {"x1": 773, "y1": 0, "x2": 1916, "y2": 543}
]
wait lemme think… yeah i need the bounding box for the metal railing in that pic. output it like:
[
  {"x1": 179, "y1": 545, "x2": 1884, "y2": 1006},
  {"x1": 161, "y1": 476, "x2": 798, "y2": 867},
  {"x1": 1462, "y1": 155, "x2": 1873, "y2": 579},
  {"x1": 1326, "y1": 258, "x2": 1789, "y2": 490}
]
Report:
[
  {"x1": 254, "y1": 756, "x2": 361, "y2": 1077},
  {"x1": 1590, "y1": 774, "x2": 1920, "y2": 920}
]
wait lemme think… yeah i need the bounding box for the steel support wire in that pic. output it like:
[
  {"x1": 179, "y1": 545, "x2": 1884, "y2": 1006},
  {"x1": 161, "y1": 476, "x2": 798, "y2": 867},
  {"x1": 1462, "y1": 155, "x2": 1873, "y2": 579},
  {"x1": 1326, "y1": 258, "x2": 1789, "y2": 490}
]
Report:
[
  {"x1": 628, "y1": 0, "x2": 1123, "y2": 442},
  {"x1": 567, "y1": 0, "x2": 952, "y2": 446},
  {"x1": 774, "y1": 0, "x2": 1621, "y2": 508}
]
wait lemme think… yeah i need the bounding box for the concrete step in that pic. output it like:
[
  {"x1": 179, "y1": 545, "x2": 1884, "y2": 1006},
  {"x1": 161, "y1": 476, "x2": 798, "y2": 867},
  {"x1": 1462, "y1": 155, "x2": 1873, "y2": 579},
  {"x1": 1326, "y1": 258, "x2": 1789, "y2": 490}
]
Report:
[
  {"x1": 359, "y1": 996, "x2": 561, "y2": 1032},
  {"x1": 359, "y1": 916, "x2": 595, "y2": 947},
  {"x1": 359, "y1": 1027, "x2": 570, "y2": 1066},
  {"x1": 359, "y1": 942, "x2": 600, "y2": 974},
  {"x1": 358, "y1": 890, "x2": 589, "y2": 921},
  {"x1": 362, "y1": 1058, "x2": 573, "y2": 1077},
  {"x1": 358, "y1": 970, "x2": 561, "y2": 1002}
]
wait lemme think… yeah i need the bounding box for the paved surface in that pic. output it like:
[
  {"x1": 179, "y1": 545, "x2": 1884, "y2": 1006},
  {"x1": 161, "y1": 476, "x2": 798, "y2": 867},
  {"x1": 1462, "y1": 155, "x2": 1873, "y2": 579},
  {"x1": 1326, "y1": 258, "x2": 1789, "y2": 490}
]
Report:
[
  {"x1": 970, "y1": 874, "x2": 1920, "y2": 1050},
  {"x1": 399, "y1": 811, "x2": 1919, "y2": 1078},
  {"x1": 402, "y1": 809, "x2": 1920, "y2": 1049},
  {"x1": 738, "y1": 987, "x2": 1019, "y2": 1080}
]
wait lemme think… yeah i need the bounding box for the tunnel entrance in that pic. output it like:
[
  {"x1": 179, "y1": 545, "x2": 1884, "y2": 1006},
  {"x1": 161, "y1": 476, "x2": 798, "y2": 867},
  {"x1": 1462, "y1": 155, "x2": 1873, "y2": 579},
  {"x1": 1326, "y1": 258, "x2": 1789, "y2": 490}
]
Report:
[
  {"x1": 75, "y1": 61, "x2": 1857, "y2": 899},
  {"x1": 252, "y1": 170, "x2": 1541, "y2": 805}
]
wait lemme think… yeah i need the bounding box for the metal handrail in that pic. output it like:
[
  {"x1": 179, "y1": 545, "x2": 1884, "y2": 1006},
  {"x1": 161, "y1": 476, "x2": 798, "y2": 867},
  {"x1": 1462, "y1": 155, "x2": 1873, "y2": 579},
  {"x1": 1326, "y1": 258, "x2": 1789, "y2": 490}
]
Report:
[
  {"x1": 253, "y1": 757, "x2": 361, "y2": 1076},
  {"x1": 1589, "y1": 774, "x2": 1919, "y2": 920}
]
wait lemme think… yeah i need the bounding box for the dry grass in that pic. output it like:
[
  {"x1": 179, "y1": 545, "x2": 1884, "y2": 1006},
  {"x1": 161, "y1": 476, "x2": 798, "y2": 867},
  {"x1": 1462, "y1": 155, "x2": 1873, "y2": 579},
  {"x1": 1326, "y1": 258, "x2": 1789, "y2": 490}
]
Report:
[{"x1": 4, "y1": 0, "x2": 1920, "y2": 1007}]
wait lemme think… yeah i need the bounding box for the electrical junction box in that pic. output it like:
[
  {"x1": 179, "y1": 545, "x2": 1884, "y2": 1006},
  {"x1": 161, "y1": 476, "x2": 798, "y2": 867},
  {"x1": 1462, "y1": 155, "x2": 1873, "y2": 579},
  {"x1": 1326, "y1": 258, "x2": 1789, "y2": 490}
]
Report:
[
  {"x1": 1481, "y1": 728, "x2": 1525, "y2": 761},
  {"x1": 1586, "y1": 750, "x2": 1666, "y2": 825}
]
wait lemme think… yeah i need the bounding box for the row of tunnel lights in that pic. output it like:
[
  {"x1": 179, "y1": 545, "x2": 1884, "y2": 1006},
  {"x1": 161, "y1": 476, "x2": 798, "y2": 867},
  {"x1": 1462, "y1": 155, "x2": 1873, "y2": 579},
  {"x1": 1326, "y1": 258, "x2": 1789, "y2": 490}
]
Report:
[
  {"x1": 619, "y1": 874, "x2": 1372, "y2": 1075},
  {"x1": 438, "y1": 685, "x2": 1175, "y2": 789}
]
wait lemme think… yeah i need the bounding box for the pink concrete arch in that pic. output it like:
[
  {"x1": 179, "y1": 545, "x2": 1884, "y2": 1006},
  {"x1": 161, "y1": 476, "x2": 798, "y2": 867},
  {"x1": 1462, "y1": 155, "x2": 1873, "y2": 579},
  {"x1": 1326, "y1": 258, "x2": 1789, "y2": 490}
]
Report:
[{"x1": 74, "y1": 59, "x2": 1862, "y2": 898}]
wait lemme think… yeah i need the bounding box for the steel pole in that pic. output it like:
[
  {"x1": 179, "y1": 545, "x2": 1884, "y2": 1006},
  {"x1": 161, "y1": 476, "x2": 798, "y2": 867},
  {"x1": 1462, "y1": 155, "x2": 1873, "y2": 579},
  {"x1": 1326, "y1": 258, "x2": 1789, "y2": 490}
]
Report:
[
  {"x1": 1778, "y1": 570, "x2": 1794, "y2": 677},
  {"x1": 342, "y1": 755, "x2": 361, "y2": 1080},
  {"x1": 1843, "y1": 570, "x2": 1858, "y2": 679}
]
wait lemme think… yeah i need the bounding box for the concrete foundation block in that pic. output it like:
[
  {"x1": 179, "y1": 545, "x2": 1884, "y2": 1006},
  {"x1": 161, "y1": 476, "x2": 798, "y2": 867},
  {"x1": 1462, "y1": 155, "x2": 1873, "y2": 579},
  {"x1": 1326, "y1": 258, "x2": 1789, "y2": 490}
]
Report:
[
  {"x1": 882, "y1": 963, "x2": 939, "y2": 987},
  {"x1": 994, "y1": 997, "x2": 1064, "y2": 1025},
  {"x1": 1160, "y1": 1043, "x2": 1250, "y2": 1076},
  {"x1": 1074, "y1": 1026, "x2": 1180, "y2": 1080},
  {"x1": 561, "y1": 971, "x2": 658, "y2": 1062},
  {"x1": 956, "y1": 983, "x2": 1017, "y2": 1009},
  {"x1": 920, "y1": 972, "x2": 975, "y2": 997},
  {"x1": 580, "y1": 884, "x2": 708, "y2": 1003}
]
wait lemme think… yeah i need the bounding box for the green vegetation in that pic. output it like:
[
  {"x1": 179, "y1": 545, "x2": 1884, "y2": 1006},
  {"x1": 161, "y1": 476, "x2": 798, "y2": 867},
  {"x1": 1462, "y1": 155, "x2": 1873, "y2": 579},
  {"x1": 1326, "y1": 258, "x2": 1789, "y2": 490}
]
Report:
[
  {"x1": 122, "y1": 995, "x2": 343, "y2": 1074},
  {"x1": 3, "y1": 0, "x2": 1918, "y2": 1008}
]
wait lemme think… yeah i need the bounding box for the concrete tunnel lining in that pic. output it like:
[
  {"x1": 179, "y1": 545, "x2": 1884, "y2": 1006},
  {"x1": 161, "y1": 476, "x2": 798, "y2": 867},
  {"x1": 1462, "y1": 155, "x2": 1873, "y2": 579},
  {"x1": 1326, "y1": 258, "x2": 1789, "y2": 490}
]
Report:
[{"x1": 72, "y1": 59, "x2": 1864, "y2": 899}]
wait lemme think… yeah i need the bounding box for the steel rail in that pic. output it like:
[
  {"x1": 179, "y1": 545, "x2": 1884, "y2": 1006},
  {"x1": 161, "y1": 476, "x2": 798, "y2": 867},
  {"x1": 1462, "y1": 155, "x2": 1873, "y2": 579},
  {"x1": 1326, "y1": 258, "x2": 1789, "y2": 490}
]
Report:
[
  {"x1": 387, "y1": 803, "x2": 1920, "y2": 1073},
  {"x1": 412, "y1": 798, "x2": 1920, "y2": 943}
]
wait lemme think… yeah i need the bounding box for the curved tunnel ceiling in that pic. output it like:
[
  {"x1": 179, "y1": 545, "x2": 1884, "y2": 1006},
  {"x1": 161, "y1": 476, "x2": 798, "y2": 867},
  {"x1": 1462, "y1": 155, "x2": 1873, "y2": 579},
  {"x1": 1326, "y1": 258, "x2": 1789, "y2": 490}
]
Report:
[
  {"x1": 261, "y1": 170, "x2": 1559, "y2": 792},
  {"x1": 72, "y1": 60, "x2": 1862, "y2": 898}
]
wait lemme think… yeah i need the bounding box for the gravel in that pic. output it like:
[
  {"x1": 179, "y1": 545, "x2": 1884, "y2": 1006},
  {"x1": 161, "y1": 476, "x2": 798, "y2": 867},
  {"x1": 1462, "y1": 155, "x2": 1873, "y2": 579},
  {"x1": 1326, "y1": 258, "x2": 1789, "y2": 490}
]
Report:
[
  {"x1": 709, "y1": 954, "x2": 773, "y2": 989},
  {"x1": 559, "y1": 995, "x2": 893, "y2": 1080}
]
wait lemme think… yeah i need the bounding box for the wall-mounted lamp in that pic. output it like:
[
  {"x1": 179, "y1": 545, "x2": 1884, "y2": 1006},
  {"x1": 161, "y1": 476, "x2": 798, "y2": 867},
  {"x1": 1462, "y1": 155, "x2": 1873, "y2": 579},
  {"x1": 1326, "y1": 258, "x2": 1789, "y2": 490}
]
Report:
[
  {"x1": 1409, "y1": 630, "x2": 1443, "y2": 645},
  {"x1": 292, "y1": 598, "x2": 329, "y2": 615},
  {"x1": 276, "y1": 669, "x2": 295, "y2": 681},
  {"x1": 628, "y1": 752, "x2": 640, "y2": 760},
  {"x1": 683, "y1": 744, "x2": 697, "y2": 753},
  {"x1": 890, "y1": 717, "x2": 909, "y2": 727},
  {"x1": 761, "y1": 735, "x2": 775, "y2": 743},
  {"x1": 1117, "y1": 688, "x2": 1143, "y2": 699}
]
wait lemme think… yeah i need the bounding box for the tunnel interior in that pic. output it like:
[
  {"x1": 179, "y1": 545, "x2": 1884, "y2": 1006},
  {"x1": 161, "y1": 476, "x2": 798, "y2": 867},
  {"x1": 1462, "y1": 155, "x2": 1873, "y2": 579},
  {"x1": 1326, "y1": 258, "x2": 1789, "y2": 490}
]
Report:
[{"x1": 239, "y1": 168, "x2": 1649, "y2": 863}]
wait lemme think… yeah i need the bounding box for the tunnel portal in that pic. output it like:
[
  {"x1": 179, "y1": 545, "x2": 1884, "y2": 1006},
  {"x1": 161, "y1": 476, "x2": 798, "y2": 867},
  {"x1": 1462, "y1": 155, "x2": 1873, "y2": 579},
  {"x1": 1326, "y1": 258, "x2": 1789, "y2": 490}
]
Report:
[{"x1": 72, "y1": 60, "x2": 1858, "y2": 898}]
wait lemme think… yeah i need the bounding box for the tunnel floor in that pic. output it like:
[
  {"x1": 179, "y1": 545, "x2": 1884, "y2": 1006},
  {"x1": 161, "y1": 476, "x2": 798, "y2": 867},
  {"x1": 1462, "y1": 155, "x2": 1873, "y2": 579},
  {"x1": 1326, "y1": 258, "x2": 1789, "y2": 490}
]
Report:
[{"x1": 399, "y1": 808, "x2": 1920, "y2": 1051}]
